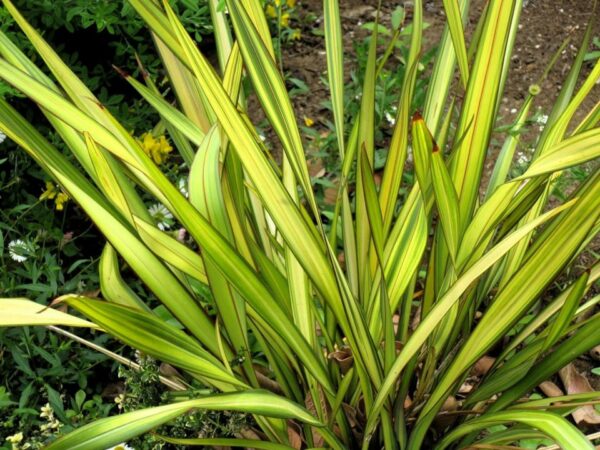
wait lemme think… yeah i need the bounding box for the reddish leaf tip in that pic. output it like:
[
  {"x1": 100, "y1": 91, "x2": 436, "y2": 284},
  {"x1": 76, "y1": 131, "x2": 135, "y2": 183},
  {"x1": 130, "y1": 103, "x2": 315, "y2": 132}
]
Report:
[
  {"x1": 112, "y1": 65, "x2": 129, "y2": 78},
  {"x1": 134, "y1": 53, "x2": 150, "y2": 79}
]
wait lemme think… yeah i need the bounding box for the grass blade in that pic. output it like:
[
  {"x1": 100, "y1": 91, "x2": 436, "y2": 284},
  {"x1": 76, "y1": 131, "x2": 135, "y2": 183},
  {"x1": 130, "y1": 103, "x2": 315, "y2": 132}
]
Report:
[{"x1": 441, "y1": 0, "x2": 469, "y2": 88}]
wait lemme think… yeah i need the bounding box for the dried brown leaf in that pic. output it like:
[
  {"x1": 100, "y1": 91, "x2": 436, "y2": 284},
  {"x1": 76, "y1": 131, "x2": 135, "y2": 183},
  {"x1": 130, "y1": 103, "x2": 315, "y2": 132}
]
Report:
[
  {"x1": 287, "y1": 422, "x2": 303, "y2": 450},
  {"x1": 328, "y1": 347, "x2": 354, "y2": 374},
  {"x1": 472, "y1": 356, "x2": 496, "y2": 377},
  {"x1": 589, "y1": 345, "x2": 600, "y2": 361},
  {"x1": 559, "y1": 363, "x2": 600, "y2": 426},
  {"x1": 538, "y1": 380, "x2": 564, "y2": 398}
]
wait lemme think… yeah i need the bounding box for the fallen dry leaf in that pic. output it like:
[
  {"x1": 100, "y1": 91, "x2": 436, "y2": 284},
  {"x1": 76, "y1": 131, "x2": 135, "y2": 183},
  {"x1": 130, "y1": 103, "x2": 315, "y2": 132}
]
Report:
[
  {"x1": 411, "y1": 305, "x2": 422, "y2": 331},
  {"x1": 538, "y1": 380, "x2": 564, "y2": 397},
  {"x1": 472, "y1": 356, "x2": 496, "y2": 377},
  {"x1": 287, "y1": 422, "x2": 303, "y2": 450},
  {"x1": 323, "y1": 186, "x2": 338, "y2": 205},
  {"x1": 328, "y1": 347, "x2": 354, "y2": 374},
  {"x1": 342, "y1": 403, "x2": 360, "y2": 429},
  {"x1": 589, "y1": 345, "x2": 600, "y2": 361},
  {"x1": 434, "y1": 396, "x2": 460, "y2": 428},
  {"x1": 458, "y1": 382, "x2": 474, "y2": 395},
  {"x1": 307, "y1": 157, "x2": 324, "y2": 177},
  {"x1": 305, "y1": 386, "x2": 330, "y2": 437},
  {"x1": 255, "y1": 370, "x2": 284, "y2": 395},
  {"x1": 559, "y1": 363, "x2": 600, "y2": 426},
  {"x1": 442, "y1": 396, "x2": 459, "y2": 412}
]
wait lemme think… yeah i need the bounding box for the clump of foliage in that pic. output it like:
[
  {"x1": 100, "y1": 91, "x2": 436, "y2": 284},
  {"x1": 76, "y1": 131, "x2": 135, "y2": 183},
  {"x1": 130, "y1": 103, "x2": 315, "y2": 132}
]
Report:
[
  {"x1": 0, "y1": 136, "x2": 117, "y2": 449},
  {"x1": 1, "y1": 0, "x2": 600, "y2": 449},
  {"x1": 0, "y1": 327, "x2": 115, "y2": 449},
  {"x1": 0, "y1": 0, "x2": 213, "y2": 99},
  {"x1": 116, "y1": 355, "x2": 250, "y2": 449},
  {"x1": 1, "y1": 3, "x2": 217, "y2": 444}
]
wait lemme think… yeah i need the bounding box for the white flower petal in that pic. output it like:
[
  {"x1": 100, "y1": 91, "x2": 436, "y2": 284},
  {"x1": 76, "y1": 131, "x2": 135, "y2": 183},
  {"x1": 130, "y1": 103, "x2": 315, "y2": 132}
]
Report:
[{"x1": 8, "y1": 239, "x2": 29, "y2": 263}]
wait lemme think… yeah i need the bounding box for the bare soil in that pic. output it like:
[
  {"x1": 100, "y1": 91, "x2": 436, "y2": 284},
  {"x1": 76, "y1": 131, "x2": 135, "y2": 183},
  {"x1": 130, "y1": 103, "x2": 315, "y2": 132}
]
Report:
[{"x1": 285, "y1": 0, "x2": 599, "y2": 132}]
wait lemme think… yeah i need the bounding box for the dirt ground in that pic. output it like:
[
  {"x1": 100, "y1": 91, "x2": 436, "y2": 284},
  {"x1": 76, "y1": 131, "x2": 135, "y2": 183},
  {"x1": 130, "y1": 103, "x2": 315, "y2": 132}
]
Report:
[
  {"x1": 285, "y1": 0, "x2": 599, "y2": 131},
  {"x1": 280, "y1": 0, "x2": 600, "y2": 246}
]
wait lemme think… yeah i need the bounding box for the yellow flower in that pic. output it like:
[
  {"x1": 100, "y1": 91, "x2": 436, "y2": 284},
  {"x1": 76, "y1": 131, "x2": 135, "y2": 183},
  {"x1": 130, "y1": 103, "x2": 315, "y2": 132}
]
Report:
[
  {"x1": 286, "y1": 0, "x2": 296, "y2": 7},
  {"x1": 280, "y1": 13, "x2": 290, "y2": 27},
  {"x1": 304, "y1": 116, "x2": 315, "y2": 127},
  {"x1": 39, "y1": 181, "x2": 58, "y2": 201},
  {"x1": 266, "y1": 5, "x2": 277, "y2": 18},
  {"x1": 55, "y1": 193, "x2": 69, "y2": 211},
  {"x1": 290, "y1": 28, "x2": 302, "y2": 40},
  {"x1": 140, "y1": 132, "x2": 154, "y2": 151},
  {"x1": 274, "y1": 0, "x2": 282, "y2": 5},
  {"x1": 40, "y1": 182, "x2": 69, "y2": 210},
  {"x1": 138, "y1": 132, "x2": 173, "y2": 165}
]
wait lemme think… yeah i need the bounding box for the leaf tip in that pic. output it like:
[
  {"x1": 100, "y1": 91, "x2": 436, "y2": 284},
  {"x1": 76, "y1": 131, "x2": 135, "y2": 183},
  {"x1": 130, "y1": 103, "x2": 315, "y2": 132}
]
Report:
[
  {"x1": 134, "y1": 53, "x2": 150, "y2": 80},
  {"x1": 112, "y1": 65, "x2": 129, "y2": 78}
]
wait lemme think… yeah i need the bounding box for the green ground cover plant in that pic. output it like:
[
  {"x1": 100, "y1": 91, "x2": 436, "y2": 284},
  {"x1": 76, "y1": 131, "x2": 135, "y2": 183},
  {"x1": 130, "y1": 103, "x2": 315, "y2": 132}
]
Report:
[
  {"x1": 0, "y1": 3, "x2": 215, "y2": 445},
  {"x1": 0, "y1": 3, "x2": 218, "y2": 446},
  {"x1": 1, "y1": 0, "x2": 599, "y2": 449}
]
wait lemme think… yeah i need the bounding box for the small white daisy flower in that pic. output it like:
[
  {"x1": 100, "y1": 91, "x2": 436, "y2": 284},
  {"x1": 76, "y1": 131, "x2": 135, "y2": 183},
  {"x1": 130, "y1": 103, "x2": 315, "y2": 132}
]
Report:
[
  {"x1": 516, "y1": 150, "x2": 530, "y2": 166},
  {"x1": 8, "y1": 239, "x2": 29, "y2": 263},
  {"x1": 106, "y1": 443, "x2": 134, "y2": 450},
  {"x1": 406, "y1": 145, "x2": 414, "y2": 163},
  {"x1": 385, "y1": 111, "x2": 396, "y2": 126},
  {"x1": 148, "y1": 204, "x2": 173, "y2": 231},
  {"x1": 177, "y1": 178, "x2": 188, "y2": 198}
]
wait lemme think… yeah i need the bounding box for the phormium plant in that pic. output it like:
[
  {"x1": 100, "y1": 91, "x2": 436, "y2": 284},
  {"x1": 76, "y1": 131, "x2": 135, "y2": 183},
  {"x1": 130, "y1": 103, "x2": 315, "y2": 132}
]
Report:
[{"x1": 1, "y1": 0, "x2": 600, "y2": 448}]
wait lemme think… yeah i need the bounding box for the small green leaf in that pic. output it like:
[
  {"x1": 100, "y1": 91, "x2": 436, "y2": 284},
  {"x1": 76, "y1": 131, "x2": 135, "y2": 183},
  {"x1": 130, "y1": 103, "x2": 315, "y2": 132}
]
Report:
[{"x1": 391, "y1": 6, "x2": 405, "y2": 30}]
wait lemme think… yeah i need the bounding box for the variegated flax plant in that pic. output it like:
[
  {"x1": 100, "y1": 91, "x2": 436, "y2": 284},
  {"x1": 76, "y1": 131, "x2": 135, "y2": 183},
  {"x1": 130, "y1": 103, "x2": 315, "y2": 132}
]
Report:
[{"x1": 1, "y1": 0, "x2": 599, "y2": 448}]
